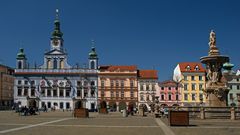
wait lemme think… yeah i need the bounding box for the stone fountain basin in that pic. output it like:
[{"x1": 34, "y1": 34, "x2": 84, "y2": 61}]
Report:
[{"x1": 200, "y1": 55, "x2": 229, "y2": 64}]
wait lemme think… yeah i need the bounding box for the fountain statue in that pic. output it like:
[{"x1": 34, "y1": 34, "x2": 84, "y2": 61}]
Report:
[{"x1": 200, "y1": 30, "x2": 234, "y2": 107}]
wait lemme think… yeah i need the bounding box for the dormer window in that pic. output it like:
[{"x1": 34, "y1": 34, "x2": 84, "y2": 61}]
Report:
[
  {"x1": 195, "y1": 65, "x2": 199, "y2": 71},
  {"x1": 186, "y1": 65, "x2": 191, "y2": 71}
]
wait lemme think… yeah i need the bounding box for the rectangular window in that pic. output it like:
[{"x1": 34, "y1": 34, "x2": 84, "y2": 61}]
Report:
[
  {"x1": 176, "y1": 94, "x2": 179, "y2": 101},
  {"x1": 66, "y1": 87, "x2": 71, "y2": 97},
  {"x1": 130, "y1": 91, "x2": 134, "y2": 99},
  {"x1": 101, "y1": 90, "x2": 104, "y2": 97},
  {"x1": 237, "y1": 85, "x2": 240, "y2": 90},
  {"x1": 230, "y1": 93, "x2": 233, "y2": 99},
  {"x1": 41, "y1": 88, "x2": 45, "y2": 97},
  {"x1": 146, "y1": 84, "x2": 149, "y2": 90},
  {"x1": 184, "y1": 94, "x2": 188, "y2": 101},
  {"x1": 110, "y1": 80, "x2": 114, "y2": 88},
  {"x1": 121, "y1": 90, "x2": 124, "y2": 99},
  {"x1": 47, "y1": 89, "x2": 51, "y2": 97},
  {"x1": 116, "y1": 80, "x2": 119, "y2": 88},
  {"x1": 168, "y1": 94, "x2": 172, "y2": 100},
  {"x1": 192, "y1": 94, "x2": 196, "y2": 101},
  {"x1": 192, "y1": 84, "x2": 196, "y2": 90},
  {"x1": 84, "y1": 89, "x2": 88, "y2": 97},
  {"x1": 191, "y1": 76, "x2": 195, "y2": 81},
  {"x1": 237, "y1": 78, "x2": 239, "y2": 82},
  {"x1": 24, "y1": 80, "x2": 28, "y2": 85},
  {"x1": 130, "y1": 80, "x2": 134, "y2": 88},
  {"x1": 199, "y1": 76, "x2": 203, "y2": 81},
  {"x1": 17, "y1": 87, "x2": 22, "y2": 96},
  {"x1": 184, "y1": 84, "x2": 188, "y2": 91},
  {"x1": 18, "y1": 80, "x2": 22, "y2": 85},
  {"x1": 140, "y1": 95, "x2": 144, "y2": 101},
  {"x1": 168, "y1": 87, "x2": 171, "y2": 90},
  {"x1": 140, "y1": 85, "x2": 144, "y2": 91},
  {"x1": 199, "y1": 93, "x2": 203, "y2": 100},
  {"x1": 116, "y1": 91, "x2": 119, "y2": 98},
  {"x1": 110, "y1": 91, "x2": 114, "y2": 98},
  {"x1": 161, "y1": 94, "x2": 164, "y2": 100},
  {"x1": 101, "y1": 80, "x2": 104, "y2": 88},
  {"x1": 199, "y1": 84, "x2": 203, "y2": 90},
  {"x1": 152, "y1": 85, "x2": 155, "y2": 91},
  {"x1": 161, "y1": 87, "x2": 164, "y2": 90},
  {"x1": 30, "y1": 81, "x2": 35, "y2": 86},
  {"x1": 121, "y1": 80, "x2": 124, "y2": 88},
  {"x1": 24, "y1": 87, "x2": 28, "y2": 96},
  {"x1": 31, "y1": 88, "x2": 35, "y2": 96},
  {"x1": 77, "y1": 90, "x2": 81, "y2": 97},
  {"x1": 77, "y1": 81, "x2": 82, "y2": 87},
  {"x1": 53, "y1": 89, "x2": 57, "y2": 97},
  {"x1": 184, "y1": 76, "x2": 188, "y2": 81},
  {"x1": 230, "y1": 85, "x2": 233, "y2": 89},
  {"x1": 59, "y1": 88, "x2": 64, "y2": 97}
]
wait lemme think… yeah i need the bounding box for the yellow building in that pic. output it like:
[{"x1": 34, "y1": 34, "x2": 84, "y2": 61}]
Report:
[{"x1": 173, "y1": 62, "x2": 206, "y2": 106}]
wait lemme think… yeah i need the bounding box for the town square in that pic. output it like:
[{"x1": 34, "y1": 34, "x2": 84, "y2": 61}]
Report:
[{"x1": 0, "y1": 1, "x2": 240, "y2": 135}]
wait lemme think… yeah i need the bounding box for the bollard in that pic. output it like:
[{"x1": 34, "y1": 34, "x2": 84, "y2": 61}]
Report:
[
  {"x1": 230, "y1": 107, "x2": 236, "y2": 120},
  {"x1": 200, "y1": 107, "x2": 205, "y2": 120},
  {"x1": 123, "y1": 109, "x2": 128, "y2": 117}
]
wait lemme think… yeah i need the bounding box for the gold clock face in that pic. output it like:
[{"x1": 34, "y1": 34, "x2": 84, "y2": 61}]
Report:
[{"x1": 53, "y1": 39, "x2": 59, "y2": 46}]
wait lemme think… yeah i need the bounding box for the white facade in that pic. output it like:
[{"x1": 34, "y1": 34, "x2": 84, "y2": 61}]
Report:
[
  {"x1": 138, "y1": 79, "x2": 158, "y2": 109},
  {"x1": 14, "y1": 10, "x2": 98, "y2": 111}
]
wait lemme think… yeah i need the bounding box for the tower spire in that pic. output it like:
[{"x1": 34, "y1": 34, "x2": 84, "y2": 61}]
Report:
[{"x1": 52, "y1": 8, "x2": 63, "y2": 38}]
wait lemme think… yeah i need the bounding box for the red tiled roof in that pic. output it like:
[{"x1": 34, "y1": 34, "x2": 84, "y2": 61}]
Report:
[
  {"x1": 158, "y1": 80, "x2": 177, "y2": 87},
  {"x1": 178, "y1": 62, "x2": 205, "y2": 72},
  {"x1": 99, "y1": 65, "x2": 137, "y2": 72},
  {"x1": 138, "y1": 70, "x2": 158, "y2": 79}
]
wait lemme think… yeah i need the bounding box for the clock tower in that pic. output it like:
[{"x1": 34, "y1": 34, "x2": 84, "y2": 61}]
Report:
[{"x1": 50, "y1": 9, "x2": 63, "y2": 51}]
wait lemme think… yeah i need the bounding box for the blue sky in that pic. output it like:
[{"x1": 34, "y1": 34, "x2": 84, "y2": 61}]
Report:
[{"x1": 0, "y1": 0, "x2": 239, "y2": 81}]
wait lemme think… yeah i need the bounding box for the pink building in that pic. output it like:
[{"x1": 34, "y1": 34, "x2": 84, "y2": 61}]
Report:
[{"x1": 156, "y1": 80, "x2": 181, "y2": 106}]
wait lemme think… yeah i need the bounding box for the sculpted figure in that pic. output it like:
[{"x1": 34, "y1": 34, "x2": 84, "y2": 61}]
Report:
[{"x1": 208, "y1": 30, "x2": 216, "y2": 48}]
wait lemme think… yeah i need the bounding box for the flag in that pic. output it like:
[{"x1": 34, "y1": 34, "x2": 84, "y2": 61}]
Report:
[{"x1": 35, "y1": 84, "x2": 41, "y2": 97}]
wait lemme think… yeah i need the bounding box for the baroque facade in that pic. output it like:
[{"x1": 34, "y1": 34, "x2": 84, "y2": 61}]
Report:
[
  {"x1": 173, "y1": 62, "x2": 206, "y2": 106},
  {"x1": 98, "y1": 65, "x2": 138, "y2": 111},
  {"x1": 14, "y1": 10, "x2": 98, "y2": 110},
  {"x1": 228, "y1": 73, "x2": 240, "y2": 107},
  {"x1": 157, "y1": 80, "x2": 181, "y2": 106},
  {"x1": 0, "y1": 64, "x2": 14, "y2": 109},
  {"x1": 138, "y1": 70, "x2": 158, "y2": 110}
]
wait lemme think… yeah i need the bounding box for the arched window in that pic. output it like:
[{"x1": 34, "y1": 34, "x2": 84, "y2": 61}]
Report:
[
  {"x1": 91, "y1": 61, "x2": 95, "y2": 69},
  {"x1": 60, "y1": 59, "x2": 64, "y2": 69},
  {"x1": 18, "y1": 61, "x2": 22, "y2": 69},
  {"x1": 53, "y1": 59, "x2": 58, "y2": 69},
  {"x1": 47, "y1": 59, "x2": 51, "y2": 69}
]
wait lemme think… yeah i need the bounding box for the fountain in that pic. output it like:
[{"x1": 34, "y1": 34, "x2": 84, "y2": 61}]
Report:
[{"x1": 200, "y1": 30, "x2": 234, "y2": 107}]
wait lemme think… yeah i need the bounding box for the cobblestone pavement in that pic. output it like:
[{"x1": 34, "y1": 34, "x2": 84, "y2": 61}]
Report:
[
  {"x1": 1, "y1": 111, "x2": 240, "y2": 135},
  {"x1": 0, "y1": 111, "x2": 164, "y2": 135}
]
